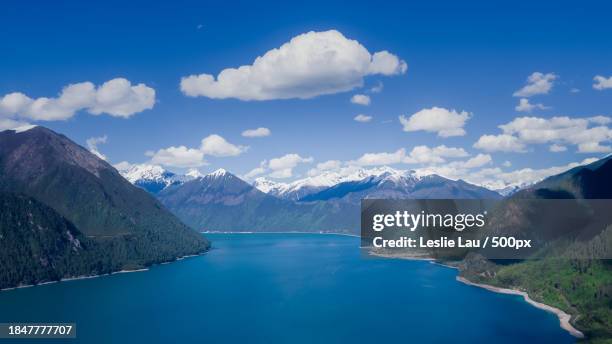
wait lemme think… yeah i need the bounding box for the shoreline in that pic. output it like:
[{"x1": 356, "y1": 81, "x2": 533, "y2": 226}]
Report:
[
  {"x1": 373, "y1": 252, "x2": 584, "y2": 339},
  {"x1": 0, "y1": 252, "x2": 207, "y2": 292},
  {"x1": 369, "y1": 251, "x2": 434, "y2": 261},
  {"x1": 0, "y1": 269, "x2": 149, "y2": 292},
  {"x1": 456, "y1": 276, "x2": 584, "y2": 339},
  {"x1": 202, "y1": 230, "x2": 359, "y2": 238}
]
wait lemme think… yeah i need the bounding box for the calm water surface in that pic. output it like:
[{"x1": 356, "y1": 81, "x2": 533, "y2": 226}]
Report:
[{"x1": 0, "y1": 233, "x2": 573, "y2": 343}]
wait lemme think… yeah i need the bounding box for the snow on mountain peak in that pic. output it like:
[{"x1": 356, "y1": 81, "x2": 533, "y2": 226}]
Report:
[
  {"x1": 118, "y1": 163, "x2": 203, "y2": 194},
  {"x1": 14, "y1": 124, "x2": 38, "y2": 133},
  {"x1": 185, "y1": 168, "x2": 204, "y2": 179},
  {"x1": 120, "y1": 163, "x2": 169, "y2": 184},
  {"x1": 253, "y1": 177, "x2": 286, "y2": 193},
  {"x1": 208, "y1": 168, "x2": 230, "y2": 178},
  {"x1": 252, "y1": 166, "x2": 423, "y2": 199},
  {"x1": 491, "y1": 182, "x2": 532, "y2": 196}
]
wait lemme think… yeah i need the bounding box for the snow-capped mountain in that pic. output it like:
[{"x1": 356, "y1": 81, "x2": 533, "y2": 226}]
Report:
[
  {"x1": 253, "y1": 166, "x2": 421, "y2": 201},
  {"x1": 156, "y1": 166, "x2": 500, "y2": 233},
  {"x1": 299, "y1": 167, "x2": 500, "y2": 202},
  {"x1": 160, "y1": 168, "x2": 264, "y2": 208},
  {"x1": 252, "y1": 177, "x2": 284, "y2": 194},
  {"x1": 252, "y1": 171, "x2": 346, "y2": 201},
  {"x1": 157, "y1": 168, "x2": 359, "y2": 232},
  {"x1": 370, "y1": 166, "x2": 420, "y2": 189},
  {"x1": 185, "y1": 168, "x2": 204, "y2": 179},
  {"x1": 117, "y1": 164, "x2": 201, "y2": 194},
  {"x1": 482, "y1": 180, "x2": 534, "y2": 197},
  {"x1": 124, "y1": 157, "x2": 612, "y2": 233},
  {"x1": 206, "y1": 168, "x2": 230, "y2": 179},
  {"x1": 120, "y1": 164, "x2": 171, "y2": 184},
  {"x1": 494, "y1": 185, "x2": 523, "y2": 197}
]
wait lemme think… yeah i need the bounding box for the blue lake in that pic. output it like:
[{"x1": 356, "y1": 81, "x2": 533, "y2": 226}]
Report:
[{"x1": 0, "y1": 233, "x2": 573, "y2": 343}]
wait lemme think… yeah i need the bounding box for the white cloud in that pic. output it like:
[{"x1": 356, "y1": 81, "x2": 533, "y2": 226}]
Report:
[
  {"x1": 368, "y1": 51, "x2": 408, "y2": 75},
  {"x1": 244, "y1": 164, "x2": 267, "y2": 180},
  {"x1": 513, "y1": 72, "x2": 557, "y2": 97},
  {"x1": 200, "y1": 134, "x2": 247, "y2": 157},
  {"x1": 417, "y1": 165, "x2": 500, "y2": 188},
  {"x1": 146, "y1": 134, "x2": 245, "y2": 168},
  {"x1": 354, "y1": 148, "x2": 406, "y2": 166},
  {"x1": 0, "y1": 78, "x2": 155, "y2": 121},
  {"x1": 500, "y1": 117, "x2": 590, "y2": 141},
  {"x1": 180, "y1": 30, "x2": 406, "y2": 101},
  {"x1": 113, "y1": 161, "x2": 133, "y2": 171},
  {"x1": 354, "y1": 114, "x2": 372, "y2": 122},
  {"x1": 502, "y1": 161, "x2": 512, "y2": 167},
  {"x1": 593, "y1": 75, "x2": 612, "y2": 90},
  {"x1": 515, "y1": 98, "x2": 549, "y2": 112},
  {"x1": 269, "y1": 169, "x2": 296, "y2": 179},
  {"x1": 418, "y1": 155, "x2": 598, "y2": 191},
  {"x1": 307, "y1": 160, "x2": 344, "y2": 176},
  {"x1": 399, "y1": 107, "x2": 470, "y2": 137},
  {"x1": 460, "y1": 154, "x2": 492, "y2": 169},
  {"x1": 404, "y1": 145, "x2": 469, "y2": 164},
  {"x1": 589, "y1": 115, "x2": 612, "y2": 125},
  {"x1": 502, "y1": 116, "x2": 612, "y2": 153},
  {"x1": 315, "y1": 160, "x2": 343, "y2": 171},
  {"x1": 570, "y1": 88, "x2": 580, "y2": 93},
  {"x1": 352, "y1": 145, "x2": 468, "y2": 166},
  {"x1": 478, "y1": 158, "x2": 598, "y2": 190},
  {"x1": 0, "y1": 93, "x2": 34, "y2": 115},
  {"x1": 549, "y1": 144, "x2": 567, "y2": 152},
  {"x1": 577, "y1": 141, "x2": 611, "y2": 153},
  {"x1": 0, "y1": 118, "x2": 33, "y2": 131},
  {"x1": 350, "y1": 94, "x2": 371, "y2": 106},
  {"x1": 246, "y1": 154, "x2": 314, "y2": 179},
  {"x1": 414, "y1": 154, "x2": 493, "y2": 182},
  {"x1": 242, "y1": 127, "x2": 271, "y2": 137},
  {"x1": 86, "y1": 135, "x2": 108, "y2": 160},
  {"x1": 474, "y1": 116, "x2": 612, "y2": 154},
  {"x1": 147, "y1": 146, "x2": 206, "y2": 168},
  {"x1": 370, "y1": 82, "x2": 384, "y2": 93},
  {"x1": 473, "y1": 134, "x2": 527, "y2": 153},
  {"x1": 88, "y1": 78, "x2": 156, "y2": 118},
  {"x1": 267, "y1": 154, "x2": 313, "y2": 178}
]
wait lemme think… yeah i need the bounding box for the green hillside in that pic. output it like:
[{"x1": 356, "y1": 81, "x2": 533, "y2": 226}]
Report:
[
  {"x1": 0, "y1": 127, "x2": 210, "y2": 289},
  {"x1": 457, "y1": 157, "x2": 612, "y2": 342}
]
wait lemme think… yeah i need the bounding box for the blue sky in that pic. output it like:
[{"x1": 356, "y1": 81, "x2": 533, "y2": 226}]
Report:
[{"x1": 1, "y1": 0, "x2": 611, "y2": 188}]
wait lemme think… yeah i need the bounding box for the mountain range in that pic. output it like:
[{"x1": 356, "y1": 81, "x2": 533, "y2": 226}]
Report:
[
  {"x1": 0, "y1": 127, "x2": 209, "y2": 289},
  {"x1": 146, "y1": 166, "x2": 501, "y2": 233},
  {"x1": 156, "y1": 168, "x2": 359, "y2": 233},
  {"x1": 255, "y1": 166, "x2": 507, "y2": 201},
  {"x1": 252, "y1": 168, "x2": 377, "y2": 201},
  {"x1": 124, "y1": 164, "x2": 507, "y2": 203},
  {"x1": 118, "y1": 163, "x2": 203, "y2": 194}
]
